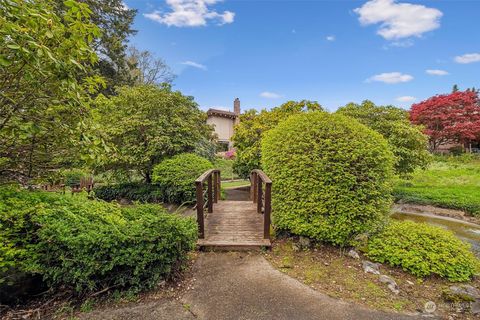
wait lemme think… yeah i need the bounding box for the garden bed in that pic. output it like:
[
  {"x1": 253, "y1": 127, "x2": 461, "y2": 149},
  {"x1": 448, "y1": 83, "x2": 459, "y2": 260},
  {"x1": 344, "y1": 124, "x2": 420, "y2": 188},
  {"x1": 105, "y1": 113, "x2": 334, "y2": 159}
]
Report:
[{"x1": 265, "y1": 239, "x2": 480, "y2": 318}]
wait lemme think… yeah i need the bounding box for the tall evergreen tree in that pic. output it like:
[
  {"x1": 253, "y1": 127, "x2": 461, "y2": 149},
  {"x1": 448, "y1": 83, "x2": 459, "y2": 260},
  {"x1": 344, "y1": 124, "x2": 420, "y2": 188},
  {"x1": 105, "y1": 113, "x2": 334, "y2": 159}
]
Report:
[{"x1": 54, "y1": 0, "x2": 138, "y2": 95}]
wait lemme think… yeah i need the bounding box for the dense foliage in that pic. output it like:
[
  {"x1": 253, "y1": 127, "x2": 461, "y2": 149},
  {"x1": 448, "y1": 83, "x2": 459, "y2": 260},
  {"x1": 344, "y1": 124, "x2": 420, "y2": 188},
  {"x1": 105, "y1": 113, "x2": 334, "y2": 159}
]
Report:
[
  {"x1": 53, "y1": 0, "x2": 138, "y2": 95},
  {"x1": 0, "y1": 188, "x2": 197, "y2": 295},
  {"x1": 0, "y1": 0, "x2": 104, "y2": 184},
  {"x1": 394, "y1": 155, "x2": 480, "y2": 216},
  {"x1": 337, "y1": 101, "x2": 430, "y2": 176},
  {"x1": 232, "y1": 100, "x2": 323, "y2": 178},
  {"x1": 262, "y1": 112, "x2": 394, "y2": 246},
  {"x1": 367, "y1": 221, "x2": 479, "y2": 281},
  {"x1": 152, "y1": 153, "x2": 213, "y2": 204},
  {"x1": 94, "y1": 85, "x2": 214, "y2": 183},
  {"x1": 94, "y1": 182, "x2": 163, "y2": 203},
  {"x1": 410, "y1": 90, "x2": 480, "y2": 151}
]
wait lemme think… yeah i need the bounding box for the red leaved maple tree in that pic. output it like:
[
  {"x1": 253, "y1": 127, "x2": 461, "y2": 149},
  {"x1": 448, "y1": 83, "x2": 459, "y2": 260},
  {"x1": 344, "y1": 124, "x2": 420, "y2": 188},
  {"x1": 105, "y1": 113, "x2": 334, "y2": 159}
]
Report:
[{"x1": 410, "y1": 90, "x2": 480, "y2": 150}]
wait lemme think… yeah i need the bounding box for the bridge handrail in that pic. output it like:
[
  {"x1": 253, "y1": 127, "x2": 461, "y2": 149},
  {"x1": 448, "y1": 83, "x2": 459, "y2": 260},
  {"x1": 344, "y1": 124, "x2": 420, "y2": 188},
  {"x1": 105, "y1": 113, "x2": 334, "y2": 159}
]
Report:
[
  {"x1": 195, "y1": 169, "x2": 221, "y2": 239},
  {"x1": 250, "y1": 169, "x2": 272, "y2": 239}
]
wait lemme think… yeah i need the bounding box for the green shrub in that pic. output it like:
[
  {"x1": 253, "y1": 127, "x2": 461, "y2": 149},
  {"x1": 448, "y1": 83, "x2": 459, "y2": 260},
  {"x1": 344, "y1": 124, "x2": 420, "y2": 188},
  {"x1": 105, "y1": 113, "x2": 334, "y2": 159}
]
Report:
[
  {"x1": 261, "y1": 112, "x2": 394, "y2": 246},
  {"x1": 0, "y1": 187, "x2": 197, "y2": 295},
  {"x1": 94, "y1": 182, "x2": 163, "y2": 203},
  {"x1": 367, "y1": 221, "x2": 479, "y2": 281},
  {"x1": 152, "y1": 153, "x2": 213, "y2": 204}
]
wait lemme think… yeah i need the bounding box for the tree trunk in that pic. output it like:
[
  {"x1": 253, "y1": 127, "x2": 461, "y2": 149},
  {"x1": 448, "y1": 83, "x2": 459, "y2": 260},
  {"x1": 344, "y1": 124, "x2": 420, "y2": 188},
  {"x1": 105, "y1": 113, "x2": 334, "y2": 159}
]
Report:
[{"x1": 145, "y1": 171, "x2": 152, "y2": 184}]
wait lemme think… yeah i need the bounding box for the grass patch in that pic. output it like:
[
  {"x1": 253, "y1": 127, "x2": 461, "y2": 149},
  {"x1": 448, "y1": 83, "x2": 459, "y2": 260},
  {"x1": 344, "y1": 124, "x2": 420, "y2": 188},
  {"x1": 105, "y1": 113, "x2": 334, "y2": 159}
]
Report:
[
  {"x1": 393, "y1": 156, "x2": 480, "y2": 216},
  {"x1": 222, "y1": 180, "x2": 250, "y2": 189}
]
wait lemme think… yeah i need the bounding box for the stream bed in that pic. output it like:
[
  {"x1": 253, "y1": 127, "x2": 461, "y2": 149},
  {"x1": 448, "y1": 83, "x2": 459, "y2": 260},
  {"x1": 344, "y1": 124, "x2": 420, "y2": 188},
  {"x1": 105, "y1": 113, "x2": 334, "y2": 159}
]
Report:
[{"x1": 392, "y1": 211, "x2": 480, "y2": 257}]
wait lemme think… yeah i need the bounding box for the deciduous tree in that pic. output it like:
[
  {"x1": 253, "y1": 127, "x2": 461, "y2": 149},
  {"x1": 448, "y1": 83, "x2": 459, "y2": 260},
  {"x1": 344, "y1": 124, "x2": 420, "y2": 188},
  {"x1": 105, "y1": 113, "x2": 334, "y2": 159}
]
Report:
[
  {"x1": 94, "y1": 85, "x2": 214, "y2": 182},
  {"x1": 0, "y1": 0, "x2": 104, "y2": 184},
  {"x1": 232, "y1": 100, "x2": 323, "y2": 178},
  {"x1": 337, "y1": 101, "x2": 430, "y2": 176},
  {"x1": 410, "y1": 90, "x2": 480, "y2": 151}
]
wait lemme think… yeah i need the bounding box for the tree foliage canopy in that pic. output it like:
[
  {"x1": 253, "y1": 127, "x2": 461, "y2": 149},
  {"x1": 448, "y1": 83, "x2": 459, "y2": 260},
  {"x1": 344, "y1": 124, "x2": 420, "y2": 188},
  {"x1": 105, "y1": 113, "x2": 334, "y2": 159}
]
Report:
[
  {"x1": 0, "y1": 0, "x2": 104, "y2": 184},
  {"x1": 94, "y1": 85, "x2": 214, "y2": 182},
  {"x1": 53, "y1": 0, "x2": 138, "y2": 94},
  {"x1": 232, "y1": 100, "x2": 323, "y2": 178},
  {"x1": 337, "y1": 100, "x2": 430, "y2": 176},
  {"x1": 410, "y1": 90, "x2": 480, "y2": 150}
]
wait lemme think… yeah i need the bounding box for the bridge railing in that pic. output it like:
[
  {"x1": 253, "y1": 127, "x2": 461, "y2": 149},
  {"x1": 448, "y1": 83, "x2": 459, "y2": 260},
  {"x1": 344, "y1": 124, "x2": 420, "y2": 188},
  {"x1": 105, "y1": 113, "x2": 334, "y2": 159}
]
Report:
[
  {"x1": 250, "y1": 169, "x2": 272, "y2": 240},
  {"x1": 195, "y1": 169, "x2": 221, "y2": 239}
]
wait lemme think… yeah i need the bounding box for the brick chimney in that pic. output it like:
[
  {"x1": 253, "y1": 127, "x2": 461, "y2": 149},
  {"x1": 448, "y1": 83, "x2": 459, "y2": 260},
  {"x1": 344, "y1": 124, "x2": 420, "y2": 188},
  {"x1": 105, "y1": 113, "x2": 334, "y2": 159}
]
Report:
[{"x1": 234, "y1": 98, "x2": 240, "y2": 125}]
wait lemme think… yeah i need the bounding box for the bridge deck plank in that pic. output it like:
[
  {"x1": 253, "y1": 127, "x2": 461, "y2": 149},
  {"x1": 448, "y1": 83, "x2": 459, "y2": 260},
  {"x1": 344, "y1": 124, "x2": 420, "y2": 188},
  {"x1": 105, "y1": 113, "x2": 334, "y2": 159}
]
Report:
[{"x1": 197, "y1": 200, "x2": 271, "y2": 248}]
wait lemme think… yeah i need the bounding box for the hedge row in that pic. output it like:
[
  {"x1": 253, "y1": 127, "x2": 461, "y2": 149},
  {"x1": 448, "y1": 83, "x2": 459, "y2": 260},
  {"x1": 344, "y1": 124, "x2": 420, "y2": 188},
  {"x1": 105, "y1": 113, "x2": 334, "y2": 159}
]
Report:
[
  {"x1": 0, "y1": 187, "x2": 197, "y2": 301},
  {"x1": 94, "y1": 182, "x2": 163, "y2": 203}
]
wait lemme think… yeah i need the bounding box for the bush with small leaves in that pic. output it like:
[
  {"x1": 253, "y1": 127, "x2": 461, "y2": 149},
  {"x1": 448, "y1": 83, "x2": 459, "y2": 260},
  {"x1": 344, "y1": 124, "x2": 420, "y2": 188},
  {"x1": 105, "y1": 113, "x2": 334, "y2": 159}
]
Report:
[
  {"x1": 152, "y1": 154, "x2": 213, "y2": 204},
  {"x1": 262, "y1": 112, "x2": 395, "y2": 246},
  {"x1": 367, "y1": 221, "x2": 479, "y2": 281},
  {"x1": 0, "y1": 187, "x2": 197, "y2": 297}
]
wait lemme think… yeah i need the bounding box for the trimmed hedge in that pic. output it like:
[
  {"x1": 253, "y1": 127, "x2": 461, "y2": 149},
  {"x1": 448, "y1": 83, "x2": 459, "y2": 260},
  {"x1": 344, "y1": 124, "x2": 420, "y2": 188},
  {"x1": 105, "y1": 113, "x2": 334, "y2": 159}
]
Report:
[
  {"x1": 94, "y1": 182, "x2": 163, "y2": 203},
  {"x1": 0, "y1": 187, "x2": 197, "y2": 296},
  {"x1": 261, "y1": 112, "x2": 395, "y2": 246},
  {"x1": 367, "y1": 221, "x2": 479, "y2": 281},
  {"x1": 153, "y1": 153, "x2": 213, "y2": 204}
]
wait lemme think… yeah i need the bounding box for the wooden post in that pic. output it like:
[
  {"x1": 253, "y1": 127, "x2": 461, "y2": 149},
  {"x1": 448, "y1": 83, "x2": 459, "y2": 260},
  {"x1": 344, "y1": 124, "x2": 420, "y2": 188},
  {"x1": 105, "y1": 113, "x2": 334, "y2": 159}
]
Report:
[
  {"x1": 264, "y1": 182, "x2": 272, "y2": 239},
  {"x1": 257, "y1": 175, "x2": 263, "y2": 214},
  {"x1": 252, "y1": 172, "x2": 257, "y2": 203},
  {"x1": 215, "y1": 171, "x2": 221, "y2": 203},
  {"x1": 195, "y1": 181, "x2": 205, "y2": 239},
  {"x1": 207, "y1": 174, "x2": 213, "y2": 213}
]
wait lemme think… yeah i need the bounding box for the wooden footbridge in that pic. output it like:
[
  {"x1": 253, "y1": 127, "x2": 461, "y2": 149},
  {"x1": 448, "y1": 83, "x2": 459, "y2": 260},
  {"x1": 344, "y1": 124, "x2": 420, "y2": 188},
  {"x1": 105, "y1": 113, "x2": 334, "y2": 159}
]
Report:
[{"x1": 195, "y1": 169, "x2": 272, "y2": 249}]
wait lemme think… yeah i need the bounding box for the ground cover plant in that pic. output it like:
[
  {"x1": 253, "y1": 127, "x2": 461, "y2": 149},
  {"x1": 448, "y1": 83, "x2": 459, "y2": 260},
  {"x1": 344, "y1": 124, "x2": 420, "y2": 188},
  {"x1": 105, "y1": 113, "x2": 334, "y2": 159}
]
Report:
[
  {"x1": 0, "y1": 187, "x2": 197, "y2": 301},
  {"x1": 394, "y1": 155, "x2": 480, "y2": 216},
  {"x1": 367, "y1": 220, "x2": 479, "y2": 282},
  {"x1": 262, "y1": 112, "x2": 395, "y2": 246}
]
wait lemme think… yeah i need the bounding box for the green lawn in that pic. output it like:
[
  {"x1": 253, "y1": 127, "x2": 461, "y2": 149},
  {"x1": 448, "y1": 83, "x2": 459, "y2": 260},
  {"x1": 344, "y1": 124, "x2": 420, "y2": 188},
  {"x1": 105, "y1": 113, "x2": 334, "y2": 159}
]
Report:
[
  {"x1": 393, "y1": 156, "x2": 480, "y2": 216},
  {"x1": 222, "y1": 179, "x2": 250, "y2": 189}
]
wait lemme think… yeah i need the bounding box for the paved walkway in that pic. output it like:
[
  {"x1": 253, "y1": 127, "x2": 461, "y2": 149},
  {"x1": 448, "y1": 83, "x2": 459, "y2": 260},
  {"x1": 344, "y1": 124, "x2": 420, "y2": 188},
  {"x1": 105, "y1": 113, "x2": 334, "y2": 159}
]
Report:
[{"x1": 82, "y1": 252, "x2": 422, "y2": 320}]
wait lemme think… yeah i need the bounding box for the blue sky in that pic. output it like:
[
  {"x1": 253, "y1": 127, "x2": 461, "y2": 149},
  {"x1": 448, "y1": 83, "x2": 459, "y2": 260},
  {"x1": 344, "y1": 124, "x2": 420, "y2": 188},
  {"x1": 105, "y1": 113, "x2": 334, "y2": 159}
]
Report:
[{"x1": 125, "y1": 0, "x2": 480, "y2": 112}]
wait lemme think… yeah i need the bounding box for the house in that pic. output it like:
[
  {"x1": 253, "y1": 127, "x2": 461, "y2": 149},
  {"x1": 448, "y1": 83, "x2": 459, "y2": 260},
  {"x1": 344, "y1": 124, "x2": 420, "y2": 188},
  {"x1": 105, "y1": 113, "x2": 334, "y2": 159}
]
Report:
[{"x1": 207, "y1": 98, "x2": 240, "y2": 150}]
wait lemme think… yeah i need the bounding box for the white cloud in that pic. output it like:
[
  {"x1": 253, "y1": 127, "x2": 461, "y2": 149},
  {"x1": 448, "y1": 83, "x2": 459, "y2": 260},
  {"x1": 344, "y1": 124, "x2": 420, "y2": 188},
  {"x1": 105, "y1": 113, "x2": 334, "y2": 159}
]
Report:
[
  {"x1": 260, "y1": 91, "x2": 282, "y2": 99},
  {"x1": 354, "y1": 0, "x2": 442, "y2": 40},
  {"x1": 181, "y1": 61, "x2": 207, "y2": 70},
  {"x1": 426, "y1": 69, "x2": 449, "y2": 76},
  {"x1": 121, "y1": 1, "x2": 129, "y2": 10},
  {"x1": 144, "y1": 0, "x2": 235, "y2": 27},
  {"x1": 454, "y1": 53, "x2": 480, "y2": 64},
  {"x1": 326, "y1": 35, "x2": 335, "y2": 41},
  {"x1": 366, "y1": 72, "x2": 413, "y2": 84},
  {"x1": 396, "y1": 96, "x2": 416, "y2": 102}
]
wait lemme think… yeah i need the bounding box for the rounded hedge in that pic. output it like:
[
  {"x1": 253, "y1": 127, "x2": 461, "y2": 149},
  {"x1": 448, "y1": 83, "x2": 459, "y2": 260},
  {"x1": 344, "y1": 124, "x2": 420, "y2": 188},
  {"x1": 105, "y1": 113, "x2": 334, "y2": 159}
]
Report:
[
  {"x1": 261, "y1": 112, "x2": 395, "y2": 246},
  {"x1": 367, "y1": 221, "x2": 479, "y2": 281},
  {"x1": 152, "y1": 153, "x2": 213, "y2": 204}
]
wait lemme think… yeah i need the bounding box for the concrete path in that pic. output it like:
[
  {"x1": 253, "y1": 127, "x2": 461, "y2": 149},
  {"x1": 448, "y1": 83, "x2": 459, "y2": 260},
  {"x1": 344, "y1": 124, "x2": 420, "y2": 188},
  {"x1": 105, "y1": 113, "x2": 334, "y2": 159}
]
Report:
[{"x1": 82, "y1": 252, "x2": 421, "y2": 320}]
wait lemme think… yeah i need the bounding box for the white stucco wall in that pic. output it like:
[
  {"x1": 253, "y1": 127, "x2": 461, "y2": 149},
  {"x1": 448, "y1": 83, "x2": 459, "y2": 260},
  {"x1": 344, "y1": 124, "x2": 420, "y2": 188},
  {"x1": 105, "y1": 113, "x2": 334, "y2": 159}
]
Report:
[{"x1": 207, "y1": 116, "x2": 234, "y2": 142}]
